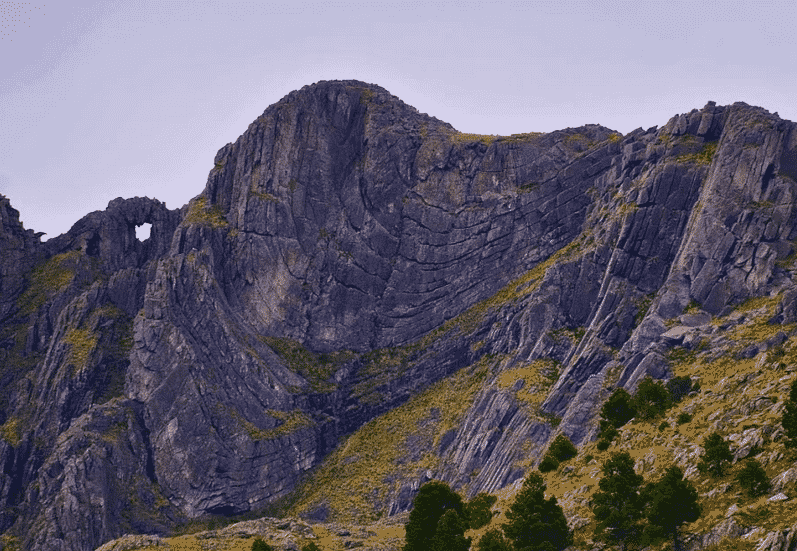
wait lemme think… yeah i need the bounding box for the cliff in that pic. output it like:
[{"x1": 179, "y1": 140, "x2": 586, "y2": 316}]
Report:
[{"x1": 1, "y1": 80, "x2": 797, "y2": 551}]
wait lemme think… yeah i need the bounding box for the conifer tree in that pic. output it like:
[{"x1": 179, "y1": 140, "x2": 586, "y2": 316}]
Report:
[
  {"x1": 466, "y1": 493, "x2": 497, "y2": 529},
  {"x1": 403, "y1": 481, "x2": 465, "y2": 551},
  {"x1": 597, "y1": 387, "x2": 636, "y2": 448},
  {"x1": 430, "y1": 509, "x2": 471, "y2": 551},
  {"x1": 591, "y1": 452, "x2": 645, "y2": 551},
  {"x1": 632, "y1": 377, "x2": 671, "y2": 420},
  {"x1": 736, "y1": 459, "x2": 771, "y2": 497},
  {"x1": 697, "y1": 432, "x2": 733, "y2": 477},
  {"x1": 477, "y1": 528, "x2": 512, "y2": 551},
  {"x1": 645, "y1": 466, "x2": 701, "y2": 551},
  {"x1": 782, "y1": 378, "x2": 797, "y2": 448},
  {"x1": 502, "y1": 472, "x2": 572, "y2": 551}
]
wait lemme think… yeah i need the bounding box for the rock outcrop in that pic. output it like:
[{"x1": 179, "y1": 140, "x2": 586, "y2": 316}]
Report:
[{"x1": 1, "y1": 80, "x2": 797, "y2": 551}]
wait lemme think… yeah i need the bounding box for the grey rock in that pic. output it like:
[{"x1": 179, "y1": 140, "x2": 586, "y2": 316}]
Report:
[{"x1": 3, "y1": 83, "x2": 797, "y2": 551}]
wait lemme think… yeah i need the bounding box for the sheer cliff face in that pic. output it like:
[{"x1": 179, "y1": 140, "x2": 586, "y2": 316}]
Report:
[{"x1": 1, "y1": 81, "x2": 796, "y2": 551}]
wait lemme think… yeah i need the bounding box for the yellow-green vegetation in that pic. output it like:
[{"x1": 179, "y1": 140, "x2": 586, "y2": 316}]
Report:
[
  {"x1": 63, "y1": 327, "x2": 98, "y2": 372},
  {"x1": 0, "y1": 533, "x2": 20, "y2": 551},
  {"x1": 498, "y1": 132, "x2": 545, "y2": 145},
  {"x1": 18, "y1": 250, "x2": 82, "y2": 314},
  {"x1": 239, "y1": 409, "x2": 314, "y2": 441},
  {"x1": 359, "y1": 88, "x2": 375, "y2": 104},
  {"x1": 183, "y1": 197, "x2": 228, "y2": 229},
  {"x1": 262, "y1": 337, "x2": 355, "y2": 393},
  {"x1": 0, "y1": 417, "x2": 22, "y2": 447},
  {"x1": 676, "y1": 140, "x2": 719, "y2": 165},
  {"x1": 288, "y1": 361, "x2": 489, "y2": 522},
  {"x1": 251, "y1": 189, "x2": 279, "y2": 203},
  {"x1": 448, "y1": 235, "x2": 587, "y2": 336},
  {"x1": 449, "y1": 133, "x2": 497, "y2": 146},
  {"x1": 497, "y1": 359, "x2": 561, "y2": 410}
]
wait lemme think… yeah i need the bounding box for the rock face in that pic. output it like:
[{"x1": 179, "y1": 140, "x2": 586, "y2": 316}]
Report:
[{"x1": 1, "y1": 81, "x2": 797, "y2": 551}]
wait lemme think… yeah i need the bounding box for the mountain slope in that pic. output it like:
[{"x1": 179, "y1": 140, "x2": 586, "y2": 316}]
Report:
[{"x1": 1, "y1": 80, "x2": 796, "y2": 551}]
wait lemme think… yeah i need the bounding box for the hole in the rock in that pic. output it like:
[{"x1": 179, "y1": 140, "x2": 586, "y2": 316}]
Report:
[{"x1": 135, "y1": 223, "x2": 152, "y2": 241}]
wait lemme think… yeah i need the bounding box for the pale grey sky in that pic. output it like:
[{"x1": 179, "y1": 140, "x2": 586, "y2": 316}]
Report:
[{"x1": 2, "y1": 0, "x2": 795, "y2": 239}]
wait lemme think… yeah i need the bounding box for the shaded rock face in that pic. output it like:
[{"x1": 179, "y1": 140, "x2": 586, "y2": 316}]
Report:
[{"x1": 1, "y1": 81, "x2": 797, "y2": 550}]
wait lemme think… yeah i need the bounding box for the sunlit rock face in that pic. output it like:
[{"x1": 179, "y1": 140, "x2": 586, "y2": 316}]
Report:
[{"x1": 2, "y1": 80, "x2": 797, "y2": 551}]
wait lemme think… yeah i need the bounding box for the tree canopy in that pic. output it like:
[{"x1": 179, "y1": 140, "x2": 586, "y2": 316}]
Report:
[
  {"x1": 477, "y1": 528, "x2": 512, "y2": 551},
  {"x1": 592, "y1": 452, "x2": 645, "y2": 551},
  {"x1": 430, "y1": 509, "x2": 471, "y2": 551},
  {"x1": 736, "y1": 459, "x2": 771, "y2": 497},
  {"x1": 502, "y1": 472, "x2": 572, "y2": 551},
  {"x1": 782, "y1": 378, "x2": 797, "y2": 448},
  {"x1": 601, "y1": 388, "x2": 637, "y2": 428},
  {"x1": 632, "y1": 377, "x2": 671, "y2": 420},
  {"x1": 697, "y1": 432, "x2": 733, "y2": 477},
  {"x1": 466, "y1": 493, "x2": 497, "y2": 529},
  {"x1": 403, "y1": 481, "x2": 466, "y2": 551},
  {"x1": 644, "y1": 466, "x2": 701, "y2": 551}
]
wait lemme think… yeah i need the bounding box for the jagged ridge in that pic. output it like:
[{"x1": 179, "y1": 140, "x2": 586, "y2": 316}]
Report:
[{"x1": 1, "y1": 80, "x2": 796, "y2": 551}]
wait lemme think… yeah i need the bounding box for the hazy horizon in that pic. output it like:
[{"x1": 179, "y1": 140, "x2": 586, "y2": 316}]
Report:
[{"x1": 2, "y1": 0, "x2": 796, "y2": 239}]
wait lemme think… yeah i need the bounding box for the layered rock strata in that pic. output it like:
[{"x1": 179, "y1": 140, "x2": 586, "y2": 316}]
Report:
[{"x1": 0, "y1": 81, "x2": 796, "y2": 551}]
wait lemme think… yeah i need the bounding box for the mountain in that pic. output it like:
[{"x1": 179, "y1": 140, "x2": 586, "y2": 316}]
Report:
[{"x1": 1, "y1": 80, "x2": 797, "y2": 551}]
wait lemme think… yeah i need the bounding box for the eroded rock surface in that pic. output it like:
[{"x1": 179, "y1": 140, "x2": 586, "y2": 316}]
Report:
[{"x1": 1, "y1": 81, "x2": 797, "y2": 551}]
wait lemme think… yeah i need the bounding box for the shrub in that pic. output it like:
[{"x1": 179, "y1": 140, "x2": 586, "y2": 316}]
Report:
[
  {"x1": 698, "y1": 432, "x2": 733, "y2": 477},
  {"x1": 301, "y1": 544, "x2": 321, "y2": 551},
  {"x1": 539, "y1": 455, "x2": 560, "y2": 473},
  {"x1": 667, "y1": 376, "x2": 693, "y2": 403},
  {"x1": 658, "y1": 421, "x2": 669, "y2": 432},
  {"x1": 597, "y1": 439, "x2": 611, "y2": 451},
  {"x1": 633, "y1": 377, "x2": 672, "y2": 420},
  {"x1": 782, "y1": 378, "x2": 797, "y2": 448},
  {"x1": 465, "y1": 493, "x2": 497, "y2": 529},
  {"x1": 736, "y1": 459, "x2": 771, "y2": 497},
  {"x1": 477, "y1": 528, "x2": 511, "y2": 551},
  {"x1": 601, "y1": 388, "x2": 637, "y2": 428},
  {"x1": 548, "y1": 433, "x2": 578, "y2": 462},
  {"x1": 676, "y1": 413, "x2": 692, "y2": 425},
  {"x1": 252, "y1": 538, "x2": 273, "y2": 551}
]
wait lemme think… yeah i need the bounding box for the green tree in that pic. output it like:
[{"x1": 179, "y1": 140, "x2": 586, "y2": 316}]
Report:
[
  {"x1": 404, "y1": 481, "x2": 466, "y2": 551},
  {"x1": 633, "y1": 377, "x2": 671, "y2": 420},
  {"x1": 538, "y1": 455, "x2": 560, "y2": 473},
  {"x1": 645, "y1": 466, "x2": 701, "y2": 551},
  {"x1": 477, "y1": 528, "x2": 512, "y2": 551},
  {"x1": 697, "y1": 432, "x2": 733, "y2": 477},
  {"x1": 736, "y1": 459, "x2": 771, "y2": 497},
  {"x1": 782, "y1": 378, "x2": 797, "y2": 448},
  {"x1": 601, "y1": 388, "x2": 637, "y2": 429},
  {"x1": 592, "y1": 452, "x2": 645, "y2": 551},
  {"x1": 598, "y1": 388, "x2": 637, "y2": 448},
  {"x1": 430, "y1": 509, "x2": 471, "y2": 551},
  {"x1": 252, "y1": 538, "x2": 273, "y2": 551},
  {"x1": 502, "y1": 472, "x2": 572, "y2": 551},
  {"x1": 666, "y1": 376, "x2": 693, "y2": 403},
  {"x1": 548, "y1": 434, "x2": 578, "y2": 462},
  {"x1": 466, "y1": 493, "x2": 497, "y2": 529}
]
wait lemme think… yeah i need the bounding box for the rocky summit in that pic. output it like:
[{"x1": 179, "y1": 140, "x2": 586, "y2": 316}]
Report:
[{"x1": 2, "y1": 80, "x2": 797, "y2": 551}]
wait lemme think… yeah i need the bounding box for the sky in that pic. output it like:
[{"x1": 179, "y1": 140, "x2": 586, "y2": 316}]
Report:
[{"x1": 1, "y1": 0, "x2": 796, "y2": 240}]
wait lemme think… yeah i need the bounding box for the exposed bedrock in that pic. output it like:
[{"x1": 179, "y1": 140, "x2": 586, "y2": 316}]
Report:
[{"x1": 2, "y1": 81, "x2": 797, "y2": 550}]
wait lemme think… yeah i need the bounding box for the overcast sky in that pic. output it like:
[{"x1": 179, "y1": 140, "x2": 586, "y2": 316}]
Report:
[{"x1": 2, "y1": 0, "x2": 796, "y2": 239}]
